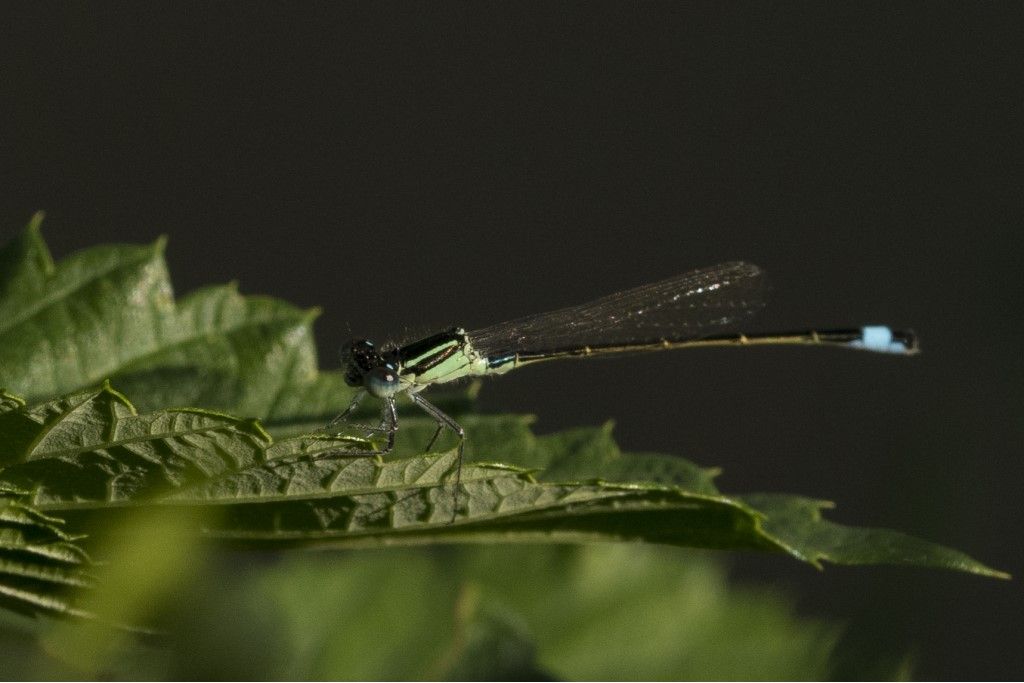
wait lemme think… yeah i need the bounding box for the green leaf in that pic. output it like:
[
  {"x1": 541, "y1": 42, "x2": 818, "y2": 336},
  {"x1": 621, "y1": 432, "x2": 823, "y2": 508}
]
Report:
[
  {"x1": 0, "y1": 385, "x2": 1005, "y2": 581},
  {"x1": 0, "y1": 389, "x2": 26, "y2": 415},
  {"x1": 0, "y1": 491, "x2": 92, "y2": 618},
  {"x1": 741, "y1": 493, "x2": 1009, "y2": 576},
  {"x1": 0, "y1": 215, "x2": 342, "y2": 423}
]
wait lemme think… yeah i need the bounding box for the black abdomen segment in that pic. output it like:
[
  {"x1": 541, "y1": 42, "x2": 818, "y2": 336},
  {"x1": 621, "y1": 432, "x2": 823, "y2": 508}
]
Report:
[{"x1": 507, "y1": 327, "x2": 918, "y2": 363}]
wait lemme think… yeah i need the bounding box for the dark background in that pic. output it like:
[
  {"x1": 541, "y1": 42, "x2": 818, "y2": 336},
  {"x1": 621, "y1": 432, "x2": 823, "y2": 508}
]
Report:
[{"x1": 1, "y1": 3, "x2": 1020, "y2": 679}]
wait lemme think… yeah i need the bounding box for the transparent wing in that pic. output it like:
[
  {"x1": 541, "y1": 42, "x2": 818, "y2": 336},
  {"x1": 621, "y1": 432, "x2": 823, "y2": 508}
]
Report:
[{"x1": 469, "y1": 261, "x2": 767, "y2": 357}]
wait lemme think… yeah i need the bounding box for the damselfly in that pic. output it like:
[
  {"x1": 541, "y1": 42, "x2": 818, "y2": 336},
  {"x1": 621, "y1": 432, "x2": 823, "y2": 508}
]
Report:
[{"x1": 327, "y1": 262, "x2": 917, "y2": 518}]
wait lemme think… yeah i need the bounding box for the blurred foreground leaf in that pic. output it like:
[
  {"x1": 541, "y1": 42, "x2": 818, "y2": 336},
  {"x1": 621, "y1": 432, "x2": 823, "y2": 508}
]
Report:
[
  {"x1": 0, "y1": 545, "x2": 865, "y2": 680},
  {"x1": 172, "y1": 545, "x2": 845, "y2": 680}
]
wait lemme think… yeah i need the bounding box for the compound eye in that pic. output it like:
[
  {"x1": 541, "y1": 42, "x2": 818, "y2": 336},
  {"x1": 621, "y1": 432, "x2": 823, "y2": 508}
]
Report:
[
  {"x1": 343, "y1": 369, "x2": 362, "y2": 387},
  {"x1": 365, "y1": 366, "x2": 401, "y2": 398},
  {"x1": 341, "y1": 339, "x2": 378, "y2": 387}
]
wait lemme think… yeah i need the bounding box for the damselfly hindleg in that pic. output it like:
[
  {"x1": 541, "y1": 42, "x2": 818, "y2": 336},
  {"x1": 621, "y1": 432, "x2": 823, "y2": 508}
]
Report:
[{"x1": 410, "y1": 392, "x2": 465, "y2": 521}]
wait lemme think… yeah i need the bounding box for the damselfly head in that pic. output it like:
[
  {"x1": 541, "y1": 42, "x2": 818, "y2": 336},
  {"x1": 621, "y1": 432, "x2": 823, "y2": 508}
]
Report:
[{"x1": 341, "y1": 338, "x2": 383, "y2": 387}]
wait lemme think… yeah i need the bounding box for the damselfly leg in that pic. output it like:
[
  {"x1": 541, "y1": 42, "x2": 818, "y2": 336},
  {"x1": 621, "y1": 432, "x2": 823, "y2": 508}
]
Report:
[
  {"x1": 315, "y1": 396, "x2": 398, "y2": 460},
  {"x1": 410, "y1": 392, "x2": 466, "y2": 518},
  {"x1": 320, "y1": 392, "x2": 466, "y2": 522},
  {"x1": 324, "y1": 390, "x2": 394, "y2": 438}
]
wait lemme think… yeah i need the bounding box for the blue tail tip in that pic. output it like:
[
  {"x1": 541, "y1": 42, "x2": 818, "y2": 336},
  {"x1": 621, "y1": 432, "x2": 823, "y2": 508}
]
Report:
[{"x1": 853, "y1": 326, "x2": 919, "y2": 354}]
